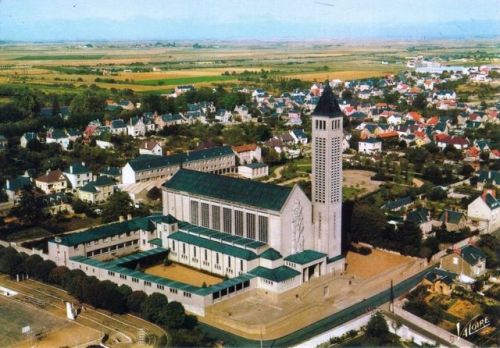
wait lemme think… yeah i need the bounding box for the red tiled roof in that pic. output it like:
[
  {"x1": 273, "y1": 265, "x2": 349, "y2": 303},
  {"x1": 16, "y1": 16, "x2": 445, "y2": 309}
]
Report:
[
  {"x1": 233, "y1": 144, "x2": 258, "y2": 153},
  {"x1": 377, "y1": 131, "x2": 399, "y2": 139},
  {"x1": 36, "y1": 169, "x2": 65, "y2": 183}
]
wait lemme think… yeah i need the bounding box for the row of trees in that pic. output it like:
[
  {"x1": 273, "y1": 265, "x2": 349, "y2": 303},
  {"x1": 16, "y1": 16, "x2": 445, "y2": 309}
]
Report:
[{"x1": 0, "y1": 246, "x2": 211, "y2": 346}]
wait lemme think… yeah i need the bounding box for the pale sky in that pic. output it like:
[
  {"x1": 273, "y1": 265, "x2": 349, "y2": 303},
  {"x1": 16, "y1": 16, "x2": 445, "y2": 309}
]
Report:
[{"x1": 0, "y1": 0, "x2": 499, "y2": 41}]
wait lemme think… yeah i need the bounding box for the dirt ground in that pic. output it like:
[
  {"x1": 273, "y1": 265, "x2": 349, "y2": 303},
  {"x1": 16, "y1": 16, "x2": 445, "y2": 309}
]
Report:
[
  {"x1": 0, "y1": 295, "x2": 100, "y2": 348},
  {"x1": 145, "y1": 263, "x2": 223, "y2": 287},
  {"x1": 202, "y1": 250, "x2": 424, "y2": 340},
  {"x1": 343, "y1": 169, "x2": 383, "y2": 195},
  {"x1": 345, "y1": 248, "x2": 412, "y2": 279}
]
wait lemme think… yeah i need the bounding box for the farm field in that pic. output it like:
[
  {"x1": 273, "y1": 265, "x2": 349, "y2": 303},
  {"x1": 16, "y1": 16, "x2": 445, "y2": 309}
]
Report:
[
  {"x1": 0, "y1": 40, "x2": 496, "y2": 93},
  {"x1": 145, "y1": 263, "x2": 224, "y2": 287}
]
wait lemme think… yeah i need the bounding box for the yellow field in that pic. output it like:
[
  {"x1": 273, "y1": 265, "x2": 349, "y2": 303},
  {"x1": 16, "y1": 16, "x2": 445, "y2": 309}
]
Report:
[{"x1": 145, "y1": 263, "x2": 223, "y2": 287}]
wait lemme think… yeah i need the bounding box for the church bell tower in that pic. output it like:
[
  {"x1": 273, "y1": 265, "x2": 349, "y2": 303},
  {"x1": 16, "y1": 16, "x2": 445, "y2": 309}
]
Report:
[{"x1": 311, "y1": 84, "x2": 343, "y2": 259}]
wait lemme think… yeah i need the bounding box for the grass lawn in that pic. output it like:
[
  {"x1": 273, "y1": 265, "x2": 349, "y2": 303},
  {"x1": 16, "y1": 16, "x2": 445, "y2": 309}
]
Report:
[
  {"x1": 343, "y1": 186, "x2": 366, "y2": 201},
  {"x1": 13, "y1": 54, "x2": 106, "y2": 60}
]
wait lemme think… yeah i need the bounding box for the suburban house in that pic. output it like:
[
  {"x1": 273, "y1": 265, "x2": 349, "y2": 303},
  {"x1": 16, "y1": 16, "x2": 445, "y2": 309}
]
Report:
[
  {"x1": 39, "y1": 192, "x2": 73, "y2": 215},
  {"x1": 35, "y1": 169, "x2": 67, "y2": 194},
  {"x1": 139, "y1": 141, "x2": 163, "y2": 156},
  {"x1": 238, "y1": 162, "x2": 269, "y2": 179},
  {"x1": 127, "y1": 117, "x2": 147, "y2": 137},
  {"x1": 122, "y1": 146, "x2": 236, "y2": 185},
  {"x1": 46, "y1": 129, "x2": 71, "y2": 150},
  {"x1": 439, "y1": 210, "x2": 467, "y2": 231},
  {"x1": 467, "y1": 190, "x2": 500, "y2": 233},
  {"x1": 232, "y1": 144, "x2": 262, "y2": 164},
  {"x1": 475, "y1": 170, "x2": 499, "y2": 190},
  {"x1": 78, "y1": 176, "x2": 116, "y2": 204},
  {"x1": 436, "y1": 135, "x2": 470, "y2": 150},
  {"x1": 154, "y1": 113, "x2": 184, "y2": 129},
  {"x1": 290, "y1": 129, "x2": 308, "y2": 144},
  {"x1": 109, "y1": 119, "x2": 128, "y2": 135},
  {"x1": 382, "y1": 196, "x2": 413, "y2": 212},
  {"x1": 358, "y1": 138, "x2": 382, "y2": 154},
  {"x1": 406, "y1": 208, "x2": 433, "y2": 237},
  {"x1": 440, "y1": 245, "x2": 487, "y2": 279},
  {"x1": 20, "y1": 132, "x2": 38, "y2": 148},
  {"x1": 99, "y1": 167, "x2": 122, "y2": 183},
  {"x1": 4, "y1": 174, "x2": 32, "y2": 203},
  {"x1": 64, "y1": 162, "x2": 93, "y2": 189},
  {"x1": 421, "y1": 269, "x2": 455, "y2": 296}
]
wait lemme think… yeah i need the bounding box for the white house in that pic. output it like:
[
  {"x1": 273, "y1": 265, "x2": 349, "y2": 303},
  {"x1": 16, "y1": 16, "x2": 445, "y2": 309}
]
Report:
[
  {"x1": 46, "y1": 129, "x2": 71, "y2": 150},
  {"x1": 232, "y1": 144, "x2": 262, "y2": 164},
  {"x1": 63, "y1": 162, "x2": 93, "y2": 189},
  {"x1": 139, "y1": 141, "x2": 163, "y2": 156},
  {"x1": 127, "y1": 117, "x2": 146, "y2": 138},
  {"x1": 20, "y1": 132, "x2": 38, "y2": 148},
  {"x1": 238, "y1": 163, "x2": 269, "y2": 179},
  {"x1": 468, "y1": 190, "x2": 500, "y2": 234},
  {"x1": 358, "y1": 138, "x2": 382, "y2": 154}
]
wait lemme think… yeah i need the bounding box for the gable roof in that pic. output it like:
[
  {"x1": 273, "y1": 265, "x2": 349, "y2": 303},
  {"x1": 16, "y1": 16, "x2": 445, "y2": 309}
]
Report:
[
  {"x1": 79, "y1": 176, "x2": 115, "y2": 193},
  {"x1": 382, "y1": 196, "x2": 412, "y2": 210},
  {"x1": 260, "y1": 248, "x2": 283, "y2": 261},
  {"x1": 53, "y1": 215, "x2": 172, "y2": 247},
  {"x1": 284, "y1": 250, "x2": 326, "y2": 265},
  {"x1": 65, "y1": 162, "x2": 91, "y2": 175},
  {"x1": 128, "y1": 146, "x2": 234, "y2": 172},
  {"x1": 312, "y1": 84, "x2": 343, "y2": 118},
  {"x1": 164, "y1": 169, "x2": 292, "y2": 212},
  {"x1": 440, "y1": 210, "x2": 464, "y2": 224},
  {"x1": 407, "y1": 208, "x2": 429, "y2": 224},
  {"x1": 248, "y1": 266, "x2": 300, "y2": 282},
  {"x1": 460, "y1": 245, "x2": 486, "y2": 266},
  {"x1": 5, "y1": 176, "x2": 31, "y2": 191},
  {"x1": 36, "y1": 169, "x2": 65, "y2": 183}
]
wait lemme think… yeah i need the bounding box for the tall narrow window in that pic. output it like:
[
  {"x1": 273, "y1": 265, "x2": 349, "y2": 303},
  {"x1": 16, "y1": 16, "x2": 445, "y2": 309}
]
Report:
[
  {"x1": 201, "y1": 202, "x2": 209, "y2": 227},
  {"x1": 212, "y1": 205, "x2": 221, "y2": 231},
  {"x1": 258, "y1": 216, "x2": 269, "y2": 243},
  {"x1": 235, "y1": 210, "x2": 244, "y2": 236},
  {"x1": 223, "y1": 208, "x2": 232, "y2": 233},
  {"x1": 246, "y1": 213, "x2": 256, "y2": 239},
  {"x1": 190, "y1": 200, "x2": 199, "y2": 225}
]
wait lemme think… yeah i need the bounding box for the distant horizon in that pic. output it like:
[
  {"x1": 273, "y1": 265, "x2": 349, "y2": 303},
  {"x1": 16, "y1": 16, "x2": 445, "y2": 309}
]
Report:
[{"x1": 1, "y1": 0, "x2": 499, "y2": 42}]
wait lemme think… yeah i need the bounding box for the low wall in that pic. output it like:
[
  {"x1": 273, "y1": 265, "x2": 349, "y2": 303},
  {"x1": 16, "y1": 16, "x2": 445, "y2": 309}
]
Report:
[
  {"x1": 0, "y1": 240, "x2": 49, "y2": 260},
  {"x1": 393, "y1": 302, "x2": 474, "y2": 348}
]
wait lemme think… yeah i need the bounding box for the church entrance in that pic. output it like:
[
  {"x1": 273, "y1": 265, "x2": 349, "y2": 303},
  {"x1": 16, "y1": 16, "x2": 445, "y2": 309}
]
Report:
[{"x1": 302, "y1": 261, "x2": 323, "y2": 282}]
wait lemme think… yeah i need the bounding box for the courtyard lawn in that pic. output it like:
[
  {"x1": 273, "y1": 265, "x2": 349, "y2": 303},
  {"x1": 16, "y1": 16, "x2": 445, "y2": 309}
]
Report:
[{"x1": 145, "y1": 263, "x2": 224, "y2": 287}]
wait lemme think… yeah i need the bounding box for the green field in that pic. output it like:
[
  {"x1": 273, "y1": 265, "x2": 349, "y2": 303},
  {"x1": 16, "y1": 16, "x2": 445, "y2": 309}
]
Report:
[
  {"x1": 136, "y1": 74, "x2": 237, "y2": 86},
  {"x1": 14, "y1": 54, "x2": 106, "y2": 60}
]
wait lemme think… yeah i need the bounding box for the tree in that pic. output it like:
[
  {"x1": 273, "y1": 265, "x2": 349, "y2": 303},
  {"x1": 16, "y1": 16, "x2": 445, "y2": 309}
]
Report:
[
  {"x1": 365, "y1": 312, "x2": 390, "y2": 342},
  {"x1": 161, "y1": 301, "x2": 186, "y2": 329},
  {"x1": 0, "y1": 247, "x2": 25, "y2": 276},
  {"x1": 147, "y1": 187, "x2": 162, "y2": 201},
  {"x1": 101, "y1": 191, "x2": 134, "y2": 223},
  {"x1": 33, "y1": 260, "x2": 56, "y2": 282},
  {"x1": 350, "y1": 203, "x2": 387, "y2": 242},
  {"x1": 141, "y1": 293, "x2": 169, "y2": 323},
  {"x1": 127, "y1": 291, "x2": 148, "y2": 314},
  {"x1": 48, "y1": 266, "x2": 69, "y2": 285},
  {"x1": 11, "y1": 186, "x2": 45, "y2": 225},
  {"x1": 23, "y1": 254, "x2": 44, "y2": 276}
]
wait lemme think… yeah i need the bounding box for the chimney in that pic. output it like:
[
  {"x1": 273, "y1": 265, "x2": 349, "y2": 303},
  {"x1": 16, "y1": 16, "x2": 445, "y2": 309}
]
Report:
[
  {"x1": 46, "y1": 170, "x2": 50, "y2": 175},
  {"x1": 5, "y1": 179, "x2": 10, "y2": 189},
  {"x1": 119, "y1": 215, "x2": 125, "y2": 222},
  {"x1": 70, "y1": 165, "x2": 73, "y2": 174},
  {"x1": 127, "y1": 213, "x2": 132, "y2": 220},
  {"x1": 482, "y1": 189, "x2": 496, "y2": 201}
]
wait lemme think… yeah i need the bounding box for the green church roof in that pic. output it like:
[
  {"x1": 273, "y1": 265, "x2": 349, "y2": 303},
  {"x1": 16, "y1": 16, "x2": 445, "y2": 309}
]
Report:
[
  {"x1": 260, "y1": 248, "x2": 283, "y2": 261},
  {"x1": 168, "y1": 231, "x2": 258, "y2": 261},
  {"x1": 248, "y1": 266, "x2": 300, "y2": 282},
  {"x1": 164, "y1": 169, "x2": 292, "y2": 211},
  {"x1": 53, "y1": 215, "x2": 173, "y2": 247},
  {"x1": 284, "y1": 250, "x2": 327, "y2": 265}
]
